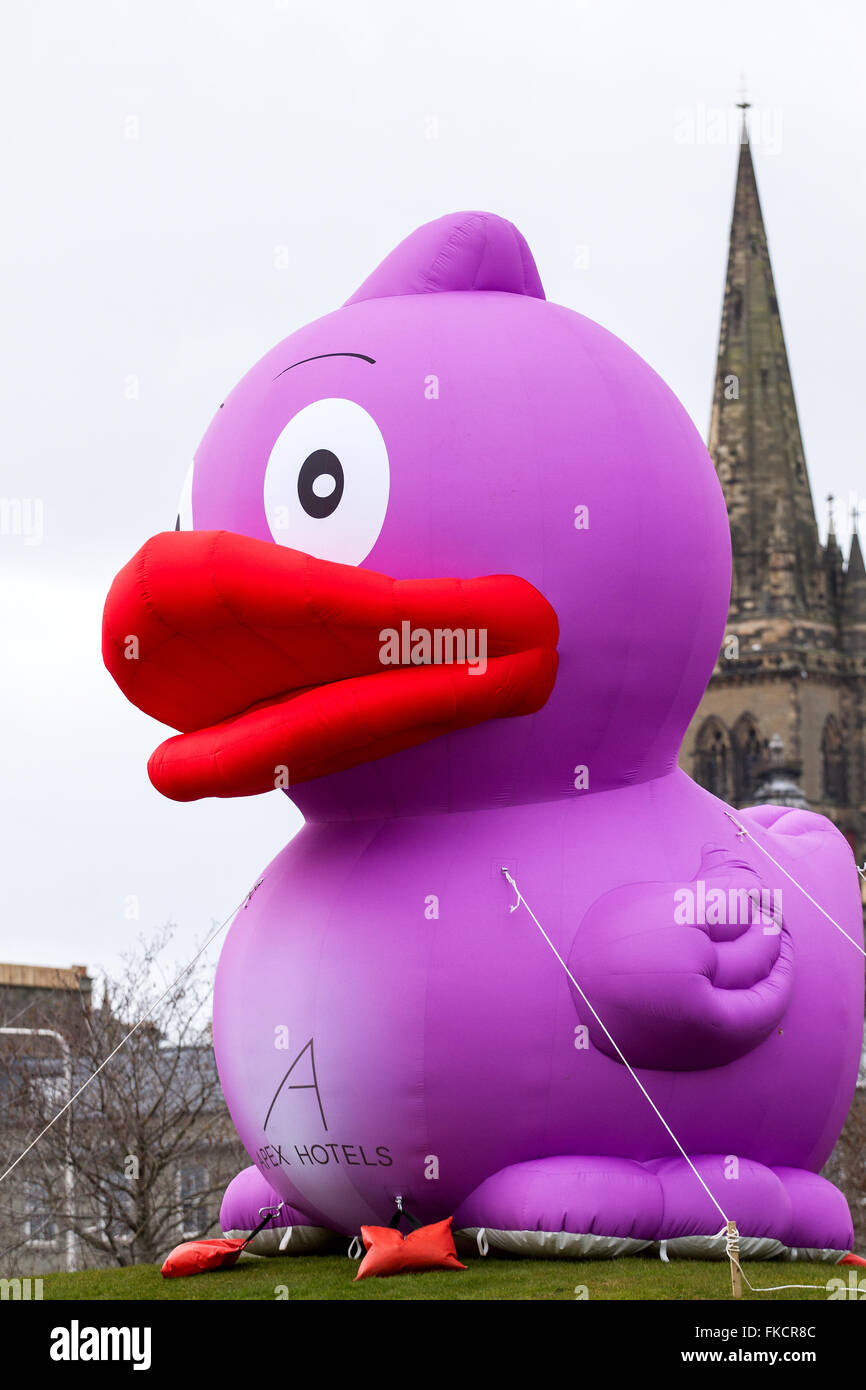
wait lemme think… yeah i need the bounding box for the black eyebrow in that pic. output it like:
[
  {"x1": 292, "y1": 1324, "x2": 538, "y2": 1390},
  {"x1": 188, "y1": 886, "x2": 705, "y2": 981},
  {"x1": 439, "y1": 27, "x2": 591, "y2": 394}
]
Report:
[{"x1": 273, "y1": 352, "x2": 376, "y2": 380}]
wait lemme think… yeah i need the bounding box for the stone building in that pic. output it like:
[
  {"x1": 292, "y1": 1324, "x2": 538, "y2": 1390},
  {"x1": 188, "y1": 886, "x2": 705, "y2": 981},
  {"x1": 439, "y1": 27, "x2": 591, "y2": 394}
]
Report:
[
  {"x1": 0, "y1": 963, "x2": 245, "y2": 1276},
  {"x1": 680, "y1": 110, "x2": 866, "y2": 881},
  {"x1": 0, "y1": 963, "x2": 93, "y2": 1053}
]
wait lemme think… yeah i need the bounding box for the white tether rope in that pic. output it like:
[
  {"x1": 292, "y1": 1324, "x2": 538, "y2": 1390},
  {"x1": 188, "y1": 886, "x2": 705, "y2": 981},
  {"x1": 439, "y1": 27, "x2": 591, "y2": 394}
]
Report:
[
  {"x1": 724, "y1": 811, "x2": 866, "y2": 959},
  {"x1": 721, "y1": 1226, "x2": 826, "y2": 1295}
]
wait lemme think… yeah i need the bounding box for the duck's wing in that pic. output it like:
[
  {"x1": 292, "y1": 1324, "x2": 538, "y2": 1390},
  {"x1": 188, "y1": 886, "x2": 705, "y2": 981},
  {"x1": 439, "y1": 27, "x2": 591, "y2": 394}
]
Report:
[{"x1": 567, "y1": 851, "x2": 793, "y2": 1071}]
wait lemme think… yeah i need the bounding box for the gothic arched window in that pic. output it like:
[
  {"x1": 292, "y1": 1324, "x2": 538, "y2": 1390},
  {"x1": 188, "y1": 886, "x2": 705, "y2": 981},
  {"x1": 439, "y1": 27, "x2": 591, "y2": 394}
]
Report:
[
  {"x1": 694, "y1": 718, "x2": 731, "y2": 799},
  {"x1": 822, "y1": 716, "x2": 848, "y2": 805},
  {"x1": 732, "y1": 714, "x2": 764, "y2": 803}
]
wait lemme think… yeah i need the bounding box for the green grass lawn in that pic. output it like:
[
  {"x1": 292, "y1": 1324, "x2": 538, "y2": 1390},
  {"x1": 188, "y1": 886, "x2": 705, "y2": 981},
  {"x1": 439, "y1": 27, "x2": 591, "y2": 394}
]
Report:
[{"x1": 37, "y1": 1253, "x2": 844, "y2": 1301}]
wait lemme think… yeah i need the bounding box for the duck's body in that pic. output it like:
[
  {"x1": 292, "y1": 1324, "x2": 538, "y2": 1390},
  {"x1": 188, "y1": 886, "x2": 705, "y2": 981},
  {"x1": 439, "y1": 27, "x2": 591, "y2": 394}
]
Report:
[{"x1": 213, "y1": 773, "x2": 861, "y2": 1249}]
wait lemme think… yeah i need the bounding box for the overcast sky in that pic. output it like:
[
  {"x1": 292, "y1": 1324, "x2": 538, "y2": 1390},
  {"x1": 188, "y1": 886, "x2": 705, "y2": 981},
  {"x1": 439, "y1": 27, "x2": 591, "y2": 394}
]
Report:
[{"x1": 2, "y1": 0, "x2": 864, "y2": 987}]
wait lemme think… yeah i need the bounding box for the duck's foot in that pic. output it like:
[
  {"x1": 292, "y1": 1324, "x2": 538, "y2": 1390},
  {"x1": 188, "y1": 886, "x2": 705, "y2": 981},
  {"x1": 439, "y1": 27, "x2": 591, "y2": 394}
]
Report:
[
  {"x1": 220, "y1": 1165, "x2": 343, "y2": 1256},
  {"x1": 454, "y1": 1155, "x2": 660, "y2": 1258},
  {"x1": 453, "y1": 1156, "x2": 853, "y2": 1261}
]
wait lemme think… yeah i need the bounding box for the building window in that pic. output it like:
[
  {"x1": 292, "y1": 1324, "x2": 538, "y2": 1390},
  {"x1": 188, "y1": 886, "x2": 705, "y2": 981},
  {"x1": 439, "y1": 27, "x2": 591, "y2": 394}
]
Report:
[
  {"x1": 822, "y1": 717, "x2": 848, "y2": 805},
  {"x1": 732, "y1": 715, "x2": 763, "y2": 803},
  {"x1": 695, "y1": 718, "x2": 731, "y2": 799},
  {"x1": 179, "y1": 1165, "x2": 208, "y2": 1237},
  {"x1": 24, "y1": 1179, "x2": 58, "y2": 1245}
]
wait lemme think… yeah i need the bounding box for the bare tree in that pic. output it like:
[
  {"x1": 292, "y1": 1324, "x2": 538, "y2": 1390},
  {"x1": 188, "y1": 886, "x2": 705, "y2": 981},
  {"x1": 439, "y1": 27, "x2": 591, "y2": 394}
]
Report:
[{"x1": 0, "y1": 927, "x2": 245, "y2": 1271}]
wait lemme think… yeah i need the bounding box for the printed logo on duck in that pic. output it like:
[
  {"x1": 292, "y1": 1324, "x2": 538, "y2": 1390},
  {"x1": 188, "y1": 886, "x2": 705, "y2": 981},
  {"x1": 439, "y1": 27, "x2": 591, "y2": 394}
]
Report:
[{"x1": 259, "y1": 1037, "x2": 394, "y2": 1170}]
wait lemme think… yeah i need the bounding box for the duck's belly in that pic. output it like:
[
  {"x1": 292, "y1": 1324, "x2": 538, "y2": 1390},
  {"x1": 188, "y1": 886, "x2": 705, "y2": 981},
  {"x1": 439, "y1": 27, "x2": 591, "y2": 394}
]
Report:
[
  {"x1": 212, "y1": 793, "x2": 860, "y2": 1231},
  {"x1": 213, "y1": 815, "x2": 561, "y2": 1229}
]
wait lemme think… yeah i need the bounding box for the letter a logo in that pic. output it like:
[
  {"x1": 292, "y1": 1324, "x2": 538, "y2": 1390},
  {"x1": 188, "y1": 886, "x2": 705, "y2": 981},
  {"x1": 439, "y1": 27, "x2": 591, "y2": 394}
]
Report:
[{"x1": 264, "y1": 1038, "x2": 328, "y2": 1132}]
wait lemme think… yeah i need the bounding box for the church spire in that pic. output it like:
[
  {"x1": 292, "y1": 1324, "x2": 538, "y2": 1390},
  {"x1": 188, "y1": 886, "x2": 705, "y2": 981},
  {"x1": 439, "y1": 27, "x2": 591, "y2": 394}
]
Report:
[
  {"x1": 825, "y1": 493, "x2": 844, "y2": 608},
  {"x1": 708, "y1": 106, "x2": 822, "y2": 621},
  {"x1": 843, "y1": 509, "x2": 866, "y2": 654}
]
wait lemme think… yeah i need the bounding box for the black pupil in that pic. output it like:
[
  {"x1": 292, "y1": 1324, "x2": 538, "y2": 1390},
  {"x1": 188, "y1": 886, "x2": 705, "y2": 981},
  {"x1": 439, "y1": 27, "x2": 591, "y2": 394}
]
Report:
[{"x1": 298, "y1": 449, "x2": 344, "y2": 519}]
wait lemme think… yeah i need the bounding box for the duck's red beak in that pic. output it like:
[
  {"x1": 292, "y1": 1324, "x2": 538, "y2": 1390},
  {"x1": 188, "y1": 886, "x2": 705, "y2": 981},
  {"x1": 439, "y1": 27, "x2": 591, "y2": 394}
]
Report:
[{"x1": 102, "y1": 531, "x2": 558, "y2": 801}]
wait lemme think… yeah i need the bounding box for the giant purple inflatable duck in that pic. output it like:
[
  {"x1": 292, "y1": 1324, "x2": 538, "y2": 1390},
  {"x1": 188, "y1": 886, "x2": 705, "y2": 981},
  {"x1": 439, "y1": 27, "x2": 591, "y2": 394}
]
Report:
[{"x1": 104, "y1": 212, "x2": 864, "y2": 1261}]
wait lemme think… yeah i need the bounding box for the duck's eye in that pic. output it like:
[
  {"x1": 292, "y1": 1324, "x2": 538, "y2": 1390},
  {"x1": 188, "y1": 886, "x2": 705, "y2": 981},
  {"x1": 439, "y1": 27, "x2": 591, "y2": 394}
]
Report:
[
  {"x1": 297, "y1": 449, "x2": 344, "y2": 519},
  {"x1": 175, "y1": 461, "x2": 194, "y2": 531},
  {"x1": 264, "y1": 398, "x2": 389, "y2": 565}
]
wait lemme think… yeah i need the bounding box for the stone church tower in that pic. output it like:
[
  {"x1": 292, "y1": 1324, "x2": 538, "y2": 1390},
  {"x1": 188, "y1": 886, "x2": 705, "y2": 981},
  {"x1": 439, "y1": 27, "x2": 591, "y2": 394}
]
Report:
[{"x1": 680, "y1": 110, "x2": 866, "y2": 878}]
